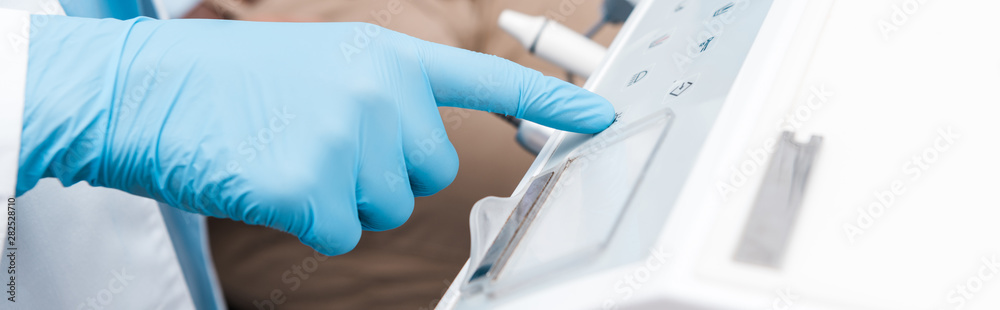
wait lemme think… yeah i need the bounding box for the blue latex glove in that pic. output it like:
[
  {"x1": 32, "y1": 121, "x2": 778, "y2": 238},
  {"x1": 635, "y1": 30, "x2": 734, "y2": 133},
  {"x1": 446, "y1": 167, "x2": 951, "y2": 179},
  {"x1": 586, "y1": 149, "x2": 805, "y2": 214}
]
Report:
[{"x1": 19, "y1": 16, "x2": 615, "y2": 255}]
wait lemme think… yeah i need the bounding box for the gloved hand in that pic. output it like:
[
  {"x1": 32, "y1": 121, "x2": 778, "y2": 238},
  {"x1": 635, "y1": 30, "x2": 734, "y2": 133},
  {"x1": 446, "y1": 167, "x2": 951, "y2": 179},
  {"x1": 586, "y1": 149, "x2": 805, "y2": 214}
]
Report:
[{"x1": 19, "y1": 16, "x2": 615, "y2": 255}]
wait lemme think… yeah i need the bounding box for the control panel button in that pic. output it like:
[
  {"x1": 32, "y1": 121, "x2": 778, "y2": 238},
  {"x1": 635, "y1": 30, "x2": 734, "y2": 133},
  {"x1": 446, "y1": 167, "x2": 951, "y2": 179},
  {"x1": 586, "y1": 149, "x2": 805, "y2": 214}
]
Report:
[
  {"x1": 713, "y1": 2, "x2": 735, "y2": 17},
  {"x1": 663, "y1": 74, "x2": 700, "y2": 102},
  {"x1": 621, "y1": 63, "x2": 656, "y2": 91},
  {"x1": 669, "y1": 81, "x2": 693, "y2": 96}
]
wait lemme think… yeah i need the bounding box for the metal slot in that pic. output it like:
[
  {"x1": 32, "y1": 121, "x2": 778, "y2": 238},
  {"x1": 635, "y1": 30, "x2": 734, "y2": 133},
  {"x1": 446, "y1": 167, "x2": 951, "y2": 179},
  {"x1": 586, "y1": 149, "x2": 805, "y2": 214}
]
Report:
[
  {"x1": 734, "y1": 131, "x2": 823, "y2": 268},
  {"x1": 463, "y1": 166, "x2": 564, "y2": 293}
]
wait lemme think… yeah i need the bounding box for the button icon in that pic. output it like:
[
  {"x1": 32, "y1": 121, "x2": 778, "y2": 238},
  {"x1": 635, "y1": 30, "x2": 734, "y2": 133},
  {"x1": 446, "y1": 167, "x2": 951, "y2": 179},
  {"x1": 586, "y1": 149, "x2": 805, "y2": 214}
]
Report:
[
  {"x1": 698, "y1": 37, "x2": 714, "y2": 53},
  {"x1": 663, "y1": 74, "x2": 699, "y2": 102},
  {"x1": 627, "y1": 70, "x2": 648, "y2": 87},
  {"x1": 649, "y1": 33, "x2": 671, "y2": 49},
  {"x1": 713, "y1": 2, "x2": 735, "y2": 17},
  {"x1": 669, "y1": 81, "x2": 693, "y2": 96}
]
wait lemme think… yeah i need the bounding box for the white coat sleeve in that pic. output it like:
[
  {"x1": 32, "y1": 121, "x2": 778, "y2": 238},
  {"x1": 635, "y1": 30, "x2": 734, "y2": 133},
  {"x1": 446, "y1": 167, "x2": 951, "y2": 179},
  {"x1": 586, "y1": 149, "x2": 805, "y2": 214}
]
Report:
[
  {"x1": 0, "y1": 8, "x2": 29, "y2": 201},
  {"x1": 0, "y1": 1, "x2": 66, "y2": 203}
]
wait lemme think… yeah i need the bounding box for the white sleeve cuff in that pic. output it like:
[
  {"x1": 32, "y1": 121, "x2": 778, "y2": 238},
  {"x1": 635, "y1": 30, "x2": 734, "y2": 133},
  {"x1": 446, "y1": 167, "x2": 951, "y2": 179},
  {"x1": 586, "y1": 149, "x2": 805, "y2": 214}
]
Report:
[{"x1": 0, "y1": 8, "x2": 29, "y2": 200}]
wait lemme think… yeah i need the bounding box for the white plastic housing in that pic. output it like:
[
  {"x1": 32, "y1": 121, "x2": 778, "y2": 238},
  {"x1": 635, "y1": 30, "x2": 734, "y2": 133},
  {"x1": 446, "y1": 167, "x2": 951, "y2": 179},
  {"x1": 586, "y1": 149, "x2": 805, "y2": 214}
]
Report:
[{"x1": 499, "y1": 9, "x2": 607, "y2": 78}]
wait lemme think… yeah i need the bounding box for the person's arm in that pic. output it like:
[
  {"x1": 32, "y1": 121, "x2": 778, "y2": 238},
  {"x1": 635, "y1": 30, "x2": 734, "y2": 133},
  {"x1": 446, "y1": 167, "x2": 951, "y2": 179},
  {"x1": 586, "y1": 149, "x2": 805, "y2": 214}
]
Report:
[{"x1": 10, "y1": 14, "x2": 615, "y2": 255}]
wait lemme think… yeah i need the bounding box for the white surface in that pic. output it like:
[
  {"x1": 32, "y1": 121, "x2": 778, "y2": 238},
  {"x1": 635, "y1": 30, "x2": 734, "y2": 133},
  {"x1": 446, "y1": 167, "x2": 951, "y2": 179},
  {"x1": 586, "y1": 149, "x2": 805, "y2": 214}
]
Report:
[
  {"x1": 449, "y1": 0, "x2": 781, "y2": 308},
  {"x1": 446, "y1": 0, "x2": 1000, "y2": 309},
  {"x1": 695, "y1": 1, "x2": 1000, "y2": 309}
]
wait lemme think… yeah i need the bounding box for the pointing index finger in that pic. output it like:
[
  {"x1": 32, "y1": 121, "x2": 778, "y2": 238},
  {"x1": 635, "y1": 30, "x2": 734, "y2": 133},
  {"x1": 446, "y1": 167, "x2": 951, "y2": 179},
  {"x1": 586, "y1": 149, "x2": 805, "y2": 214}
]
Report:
[{"x1": 417, "y1": 41, "x2": 615, "y2": 134}]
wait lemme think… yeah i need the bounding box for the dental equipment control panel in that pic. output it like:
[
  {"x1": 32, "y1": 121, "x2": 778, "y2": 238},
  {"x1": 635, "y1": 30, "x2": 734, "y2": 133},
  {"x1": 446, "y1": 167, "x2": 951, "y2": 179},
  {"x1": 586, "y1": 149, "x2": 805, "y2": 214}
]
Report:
[{"x1": 440, "y1": 0, "x2": 1000, "y2": 309}]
